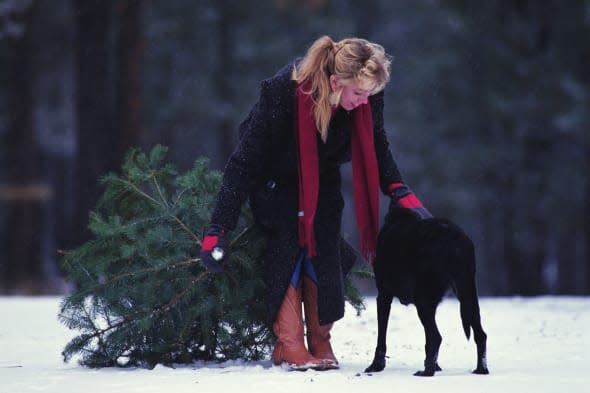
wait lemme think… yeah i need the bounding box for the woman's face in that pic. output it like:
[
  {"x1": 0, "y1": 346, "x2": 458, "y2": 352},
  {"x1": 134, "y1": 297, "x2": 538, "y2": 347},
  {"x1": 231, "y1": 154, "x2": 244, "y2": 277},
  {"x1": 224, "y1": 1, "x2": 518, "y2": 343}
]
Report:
[{"x1": 330, "y1": 76, "x2": 372, "y2": 111}]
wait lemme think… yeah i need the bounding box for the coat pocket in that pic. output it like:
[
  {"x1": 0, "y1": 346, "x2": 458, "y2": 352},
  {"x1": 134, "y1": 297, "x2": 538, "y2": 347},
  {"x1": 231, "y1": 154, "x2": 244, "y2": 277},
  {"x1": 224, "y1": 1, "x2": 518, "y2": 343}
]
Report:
[{"x1": 249, "y1": 179, "x2": 296, "y2": 230}]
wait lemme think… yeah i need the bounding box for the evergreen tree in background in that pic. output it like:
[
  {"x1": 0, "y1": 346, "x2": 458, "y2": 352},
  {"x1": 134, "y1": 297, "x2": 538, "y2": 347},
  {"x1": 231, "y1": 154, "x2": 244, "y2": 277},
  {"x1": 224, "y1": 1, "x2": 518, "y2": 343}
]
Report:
[{"x1": 59, "y1": 145, "x2": 369, "y2": 368}]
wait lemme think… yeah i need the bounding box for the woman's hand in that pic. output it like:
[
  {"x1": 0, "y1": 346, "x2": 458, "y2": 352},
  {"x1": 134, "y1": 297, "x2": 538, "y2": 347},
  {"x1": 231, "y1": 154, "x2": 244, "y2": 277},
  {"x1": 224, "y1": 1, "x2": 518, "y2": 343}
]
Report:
[
  {"x1": 387, "y1": 182, "x2": 432, "y2": 219},
  {"x1": 200, "y1": 224, "x2": 228, "y2": 273}
]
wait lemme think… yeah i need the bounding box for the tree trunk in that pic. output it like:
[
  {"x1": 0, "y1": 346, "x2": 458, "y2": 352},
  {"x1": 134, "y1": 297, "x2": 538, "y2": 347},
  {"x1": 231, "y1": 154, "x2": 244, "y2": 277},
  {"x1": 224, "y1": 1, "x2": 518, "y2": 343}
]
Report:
[
  {"x1": 0, "y1": 2, "x2": 45, "y2": 293},
  {"x1": 72, "y1": 0, "x2": 116, "y2": 247},
  {"x1": 214, "y1": 0, "x2": 239, "y2": 165},
  {"x1": 116, "y1": 0, "x2": 144, "y2": 163}
]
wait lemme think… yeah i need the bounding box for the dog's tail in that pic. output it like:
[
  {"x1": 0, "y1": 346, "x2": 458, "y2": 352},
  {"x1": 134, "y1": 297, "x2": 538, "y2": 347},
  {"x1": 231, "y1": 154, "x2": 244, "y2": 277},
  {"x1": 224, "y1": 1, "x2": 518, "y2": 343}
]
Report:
[
  {"x1": 454, "y1": 238, "x2": 479, "y2": 340},
  {"x1": 457, "y1": 281, "x2": 478, "y2": 340}
]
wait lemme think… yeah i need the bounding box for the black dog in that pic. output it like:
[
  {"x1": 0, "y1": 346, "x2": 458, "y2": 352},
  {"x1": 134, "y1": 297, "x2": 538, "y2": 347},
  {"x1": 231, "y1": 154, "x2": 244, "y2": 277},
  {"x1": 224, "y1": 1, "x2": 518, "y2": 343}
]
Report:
[{"x1": 365, "y1": 204, "x2": 489, "y2": 376}]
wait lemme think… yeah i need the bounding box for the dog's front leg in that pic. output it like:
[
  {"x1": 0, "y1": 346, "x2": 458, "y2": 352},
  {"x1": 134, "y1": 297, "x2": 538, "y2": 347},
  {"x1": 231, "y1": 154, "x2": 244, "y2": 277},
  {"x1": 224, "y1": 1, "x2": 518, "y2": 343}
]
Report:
[{"x1": 365, "y1": 292, "x2": 393, "y2": 373}]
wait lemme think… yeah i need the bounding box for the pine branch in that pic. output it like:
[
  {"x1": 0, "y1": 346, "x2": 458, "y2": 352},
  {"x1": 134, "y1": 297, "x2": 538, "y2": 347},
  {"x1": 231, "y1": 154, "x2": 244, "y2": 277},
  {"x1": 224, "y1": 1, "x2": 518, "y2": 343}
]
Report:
[
  {"x1": 151, "y1": 172, "x2": 170, "y2": 209},
  {"x1": 110, "y1": 177, "x2": 159, "y2": 207},
  {"x1": 170, "y1": 214, "x2": 199, "y2": 243}
]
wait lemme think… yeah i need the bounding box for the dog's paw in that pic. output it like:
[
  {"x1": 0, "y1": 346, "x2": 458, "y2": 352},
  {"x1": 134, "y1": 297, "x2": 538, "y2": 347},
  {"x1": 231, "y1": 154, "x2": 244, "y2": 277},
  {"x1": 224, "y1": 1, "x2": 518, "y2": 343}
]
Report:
[
  {"x1": 473, "y1": 366, "x2": 489, "y2": 375},
  {"x1": 413, "y1": 369, "x2": 435, "y2": 377},
  {"x1": 364, "y1": 359, "x2": 385, "y2": 373}
]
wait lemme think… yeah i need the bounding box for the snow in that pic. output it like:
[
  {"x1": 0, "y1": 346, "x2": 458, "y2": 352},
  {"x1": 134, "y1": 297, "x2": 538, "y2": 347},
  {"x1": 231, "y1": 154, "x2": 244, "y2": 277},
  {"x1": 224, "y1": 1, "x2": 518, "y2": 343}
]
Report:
[{"x1": 1, "y1": 296, "x2": 589, "y2": 393}]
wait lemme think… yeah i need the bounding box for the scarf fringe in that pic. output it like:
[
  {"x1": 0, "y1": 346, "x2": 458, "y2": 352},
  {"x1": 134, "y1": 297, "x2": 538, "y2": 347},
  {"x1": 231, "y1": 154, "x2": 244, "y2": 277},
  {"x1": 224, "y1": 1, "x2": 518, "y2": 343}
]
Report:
[{"x1": 359, "y1": 228, "x2": 377, "y2": 266}]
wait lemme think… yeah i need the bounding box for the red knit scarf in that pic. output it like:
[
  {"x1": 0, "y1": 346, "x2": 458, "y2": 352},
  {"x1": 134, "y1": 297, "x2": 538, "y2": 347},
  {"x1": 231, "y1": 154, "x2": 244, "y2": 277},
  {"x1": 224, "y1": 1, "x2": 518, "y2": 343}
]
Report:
[{"x1": 295, "y1": 82, "x2": 380, "y2": 265}]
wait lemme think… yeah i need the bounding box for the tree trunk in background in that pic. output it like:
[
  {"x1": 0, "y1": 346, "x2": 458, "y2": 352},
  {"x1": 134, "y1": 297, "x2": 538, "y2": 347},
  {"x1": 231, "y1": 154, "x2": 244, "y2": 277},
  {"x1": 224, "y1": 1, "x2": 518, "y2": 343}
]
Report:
[
  {"x1": 467, "y1": 23, "x2": 506, "y2": 295},
  {"x1": 508, "y1": 3, "x2": 552, "y2": 296},
  {"x1": 586, "y1": 148, "x2": 590, "y2": 294},
  {"x1": 581, "y1": 38, "x2": 590, "y2": 295},
  {"x1": 72, "y1": 0, "x2": 116, "y2": 247},
  {"x1": 116, "y1": 0, "x2": 144, "y2": 163},
  {"x1": 214, "y1": 0, "x2": 239, "y2": 164},
  {"x1": 0, "y1": 3, "x2": 45, "y2": 293},
  {"x1": 579, "y1": 10, "x2": 590, "y2": 295}
]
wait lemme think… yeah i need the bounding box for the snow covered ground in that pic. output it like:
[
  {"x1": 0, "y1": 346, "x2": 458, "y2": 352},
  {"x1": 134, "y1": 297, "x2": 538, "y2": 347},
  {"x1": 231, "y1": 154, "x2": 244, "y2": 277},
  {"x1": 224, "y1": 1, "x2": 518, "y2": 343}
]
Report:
[{"x1": 1, "y1": 295, "x2": 588, "y2": 393}]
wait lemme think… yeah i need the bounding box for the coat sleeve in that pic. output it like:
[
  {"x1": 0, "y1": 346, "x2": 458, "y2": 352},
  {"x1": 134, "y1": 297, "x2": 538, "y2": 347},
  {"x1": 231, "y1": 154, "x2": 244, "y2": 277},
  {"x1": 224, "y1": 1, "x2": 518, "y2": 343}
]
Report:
[
  {"x1": 369, "y1": 91, "x2": 404, "y2": 193},
  {"x1": 210, "y1": 80, "x2": 282, "y2": 231}
]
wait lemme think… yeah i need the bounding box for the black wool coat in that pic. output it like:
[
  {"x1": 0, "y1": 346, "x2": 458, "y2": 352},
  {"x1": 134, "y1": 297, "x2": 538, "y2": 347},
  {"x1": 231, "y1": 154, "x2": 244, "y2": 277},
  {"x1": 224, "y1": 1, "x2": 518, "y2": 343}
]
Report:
[{"x1": 211, "y1": 61, "x2": 403, "y2": 325}]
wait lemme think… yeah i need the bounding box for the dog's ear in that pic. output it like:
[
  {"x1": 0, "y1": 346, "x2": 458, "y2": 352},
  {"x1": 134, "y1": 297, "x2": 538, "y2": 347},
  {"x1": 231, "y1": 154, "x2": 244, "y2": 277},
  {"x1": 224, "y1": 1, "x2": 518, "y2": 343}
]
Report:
[
  {"x1": 386, "y1": 200, "x2": 420, "y2": 223},
  {"x1": 384, "y1": 199, "x2": 401, "y2": 223},
  {"x1": 387, "y1": 198, "x2": 397, "y2": 215},
  {"x1": 387, "y1": 198, "x2": 406, "y2": 215}
]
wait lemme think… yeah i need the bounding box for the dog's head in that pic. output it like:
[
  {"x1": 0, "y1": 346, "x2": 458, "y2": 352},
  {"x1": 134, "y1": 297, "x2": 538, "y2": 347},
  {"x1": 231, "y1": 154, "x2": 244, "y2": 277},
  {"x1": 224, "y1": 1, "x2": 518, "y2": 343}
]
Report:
[{"x1": 383, "y1": 200, "x2": 422, "y2": 227}]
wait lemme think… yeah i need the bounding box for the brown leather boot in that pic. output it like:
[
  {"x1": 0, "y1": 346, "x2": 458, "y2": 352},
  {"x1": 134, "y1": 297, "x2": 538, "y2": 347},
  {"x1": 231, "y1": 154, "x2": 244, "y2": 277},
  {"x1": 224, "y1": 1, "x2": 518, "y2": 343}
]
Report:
[
  {"x1": 271, "y1": 285, "x2": 326, "y2": 370},
  {"x1": 302, "y1": 276, "x2": 339, "y2": 369}
]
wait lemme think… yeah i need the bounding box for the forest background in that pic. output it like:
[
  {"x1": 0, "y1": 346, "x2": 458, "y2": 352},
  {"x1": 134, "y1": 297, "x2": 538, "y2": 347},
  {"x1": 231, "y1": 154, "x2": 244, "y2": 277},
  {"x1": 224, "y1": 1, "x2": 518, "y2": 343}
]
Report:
[{"x1": 1, "y1": 0, "x2": 588, "y2": 296}]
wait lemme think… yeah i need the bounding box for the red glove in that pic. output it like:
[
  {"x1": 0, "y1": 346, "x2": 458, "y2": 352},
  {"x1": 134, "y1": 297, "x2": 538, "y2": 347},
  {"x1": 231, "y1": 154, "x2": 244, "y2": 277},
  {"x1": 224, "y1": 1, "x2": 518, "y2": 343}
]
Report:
[
  {"x1": 387, "y1": 182, "x2": 432, "y2": 219},
  {"x1": 200, "y1": 224, "x2": 228, "y2": 273}
]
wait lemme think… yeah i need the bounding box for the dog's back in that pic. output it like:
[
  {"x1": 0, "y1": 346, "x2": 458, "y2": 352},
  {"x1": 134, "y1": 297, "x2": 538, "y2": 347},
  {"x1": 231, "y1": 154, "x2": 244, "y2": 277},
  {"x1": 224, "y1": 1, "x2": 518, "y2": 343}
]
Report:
[{"x1": 374, "y1": 206, "x2": 475, "y2": 309}]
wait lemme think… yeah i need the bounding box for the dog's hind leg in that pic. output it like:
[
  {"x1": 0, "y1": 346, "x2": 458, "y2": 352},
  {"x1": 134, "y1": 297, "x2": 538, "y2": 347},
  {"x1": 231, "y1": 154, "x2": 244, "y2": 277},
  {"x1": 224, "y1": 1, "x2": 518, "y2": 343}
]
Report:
[
  {"x1": 471, "y1": 302, "x2": 489, "y2": 375},
  {"x1": 457, "y1": 275, "x2": 489, "y2": 374},
  {"x1": 453, "y1": 239, "x2": 490, "y2": 375},
  {"x1": 414, "y1": 303, "x2": 442, "y2": 377},
  {"x1": 465, "y1": 294, "x2": 489, "y2": 374},
  {"x1": 365, "y1": 291, "x2": 394, "y2": 373}
]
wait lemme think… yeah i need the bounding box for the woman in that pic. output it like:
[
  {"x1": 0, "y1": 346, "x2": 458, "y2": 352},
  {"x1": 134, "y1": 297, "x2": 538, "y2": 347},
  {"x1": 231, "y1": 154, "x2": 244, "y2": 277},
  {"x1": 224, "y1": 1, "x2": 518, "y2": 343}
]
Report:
[{"x1": 200, "y1": 36, "x2": 430, "y2": 370}]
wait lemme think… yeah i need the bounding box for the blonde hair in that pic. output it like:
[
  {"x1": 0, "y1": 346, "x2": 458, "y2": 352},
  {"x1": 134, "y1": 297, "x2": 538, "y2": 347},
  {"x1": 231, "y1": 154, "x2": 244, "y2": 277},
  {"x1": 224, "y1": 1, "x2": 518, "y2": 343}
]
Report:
[{"x1": 292, "y1": 35, "x2": 392, "y2": 141}]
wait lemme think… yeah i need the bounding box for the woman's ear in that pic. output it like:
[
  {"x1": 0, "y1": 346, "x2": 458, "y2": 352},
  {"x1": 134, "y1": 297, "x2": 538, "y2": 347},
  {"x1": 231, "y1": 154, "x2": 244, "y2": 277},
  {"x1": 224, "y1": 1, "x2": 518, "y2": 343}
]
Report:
[{"x1": 329, "y1": 75, "x2": 339, "y2": 92}]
